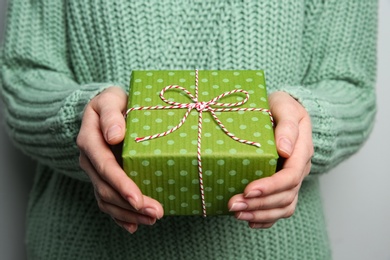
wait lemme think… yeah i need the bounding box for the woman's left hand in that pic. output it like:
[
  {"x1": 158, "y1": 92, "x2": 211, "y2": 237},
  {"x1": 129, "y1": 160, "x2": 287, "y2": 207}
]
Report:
[{"x1": 228, "y1": 91, "x2": 314, "y2": 229}]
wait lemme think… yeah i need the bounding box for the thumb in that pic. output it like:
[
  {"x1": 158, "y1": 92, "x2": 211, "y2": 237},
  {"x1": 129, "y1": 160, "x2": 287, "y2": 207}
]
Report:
[
  {"x1": 92, "y1": 87, "x2": 128, "y2": 145},
  {"x1": 269, "y1": 91, "x2": 303, "y2": 158}
]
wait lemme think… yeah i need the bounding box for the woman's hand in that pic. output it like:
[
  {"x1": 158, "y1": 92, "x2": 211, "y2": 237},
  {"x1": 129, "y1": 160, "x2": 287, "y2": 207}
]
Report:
[
  {"x1": 228, "y1": 91, "x2": 313, "y2": 228},
  {"x1": 77, "y1": 87, "x2": 164, "y2": 233}
]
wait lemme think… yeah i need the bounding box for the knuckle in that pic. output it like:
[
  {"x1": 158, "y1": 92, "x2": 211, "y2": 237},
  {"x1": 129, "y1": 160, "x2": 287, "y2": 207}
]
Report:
[
  {"x1": 284, "y1": 206, "x2": 296, "y2": 219},
  {"x1": 95, "y1": 184, "x2": 111, "y2": 203},
  {"x1": 282, "y1": 119, "x2": 299, "y2": 133}
]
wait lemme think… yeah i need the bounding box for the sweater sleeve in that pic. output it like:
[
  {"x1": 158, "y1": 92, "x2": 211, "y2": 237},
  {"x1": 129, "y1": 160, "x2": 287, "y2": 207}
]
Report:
[
  {"x1": 277, "y1": 1, "x2": 378, "y2": 175},
  {"x1": 0, "y1": 1, "x2": 121, "y2": 181}
]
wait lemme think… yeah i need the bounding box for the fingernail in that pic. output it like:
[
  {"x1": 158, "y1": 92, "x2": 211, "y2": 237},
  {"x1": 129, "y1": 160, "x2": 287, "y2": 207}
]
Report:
[
  {"x1": 127, "y1": 196, "x2": 140, "y2": 211},
  {"x1": 237, "y1": 212, "x2": 254, "y2": 221},
  {"x1": 229, "y1": 202, "x2": 248, "y2": 212},
  {"x1": 106, "y1": 125, "x2": 122, "y2": 142},
  {"x1": 143, "y1": 207, "x2": 158, "y2": 219},
  {"x1": 124, "y1": 223, "x2": 138, "y2": 234},
  {"x1": 279, "y1": 137, "x2": 293, "y2": 156},
  {"x1": 245, "y1": 190, "x2": 262, "y2": 198},
  {"x1": 249, "y1": 223, "x2": 263, "y2": 229}
]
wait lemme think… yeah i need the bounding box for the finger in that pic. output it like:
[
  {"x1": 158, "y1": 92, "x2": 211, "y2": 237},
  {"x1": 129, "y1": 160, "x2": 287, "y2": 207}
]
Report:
[
  {"x1": 229, "y1": 187, "x2": 299, "y2": 212},
  {"x1": 249, "y1": 222, "x2": 276, "y2": 229},
  {"x1": 268, "y1": 92, "x2": 304, "y2": 158},
  {"x1": 100, "y1": 202, "x2": 157, "y2": 226},
  {"x1": 78, "y1": 107, "x2": 144, "y2": 211},
  {"x1": 92, "y1": 87, "x2": 128, "y2": 145},
  {"x1": 236, "y1": 196, "x2": 298, "y2": 223},
  {"x1": 113, "y1": 219, "x2": 139, "y2": 234}
]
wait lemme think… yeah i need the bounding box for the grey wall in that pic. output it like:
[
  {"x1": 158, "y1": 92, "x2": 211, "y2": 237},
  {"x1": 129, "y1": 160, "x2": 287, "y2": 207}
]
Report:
[{"x1": 0, "y1": 1, "x2": 389, "y2": 259}]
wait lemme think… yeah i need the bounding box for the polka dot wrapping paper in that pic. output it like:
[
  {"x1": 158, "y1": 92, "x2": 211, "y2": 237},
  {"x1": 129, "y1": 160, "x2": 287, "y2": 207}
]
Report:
[{"x1": 122, "y1": 70, "x2": 278, "y2": 216}]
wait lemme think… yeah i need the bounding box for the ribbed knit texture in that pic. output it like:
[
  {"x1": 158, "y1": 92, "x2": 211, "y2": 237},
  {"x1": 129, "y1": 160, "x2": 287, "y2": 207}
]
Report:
[{"x1": 0, "y1": 1, "x2": 377, "y2": 259}]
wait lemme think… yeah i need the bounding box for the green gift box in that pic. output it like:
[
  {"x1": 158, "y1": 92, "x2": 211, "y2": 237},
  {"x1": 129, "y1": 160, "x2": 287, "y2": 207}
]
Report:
[{"x1": 122, "y1": 70, "x2": 278, "y2": 216}]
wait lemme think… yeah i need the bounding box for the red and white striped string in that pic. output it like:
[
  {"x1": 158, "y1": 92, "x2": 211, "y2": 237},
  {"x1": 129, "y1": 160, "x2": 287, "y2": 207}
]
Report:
[{"x1": 126, "y1": 70, "x2": 273, "y2": 217}]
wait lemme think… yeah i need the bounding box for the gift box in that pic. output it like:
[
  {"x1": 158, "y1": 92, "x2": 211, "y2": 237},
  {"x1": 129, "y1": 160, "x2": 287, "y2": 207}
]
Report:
[{"x1": 122, "y1": 70, "x2": 278, "y2": 216}]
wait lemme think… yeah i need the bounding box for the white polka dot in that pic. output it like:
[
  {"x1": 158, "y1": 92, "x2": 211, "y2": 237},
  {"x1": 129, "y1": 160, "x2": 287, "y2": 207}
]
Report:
[
  {"x1": 157, "y1": 79, "x2": 164, "y2": 83},
  {"x1": 190, "y1": 85, "x2": 196, "y2": 89},
  {"x1": 146, "y1": 72, "x2": 153, "y2": 76},
  {"x1": 168, "y1": 179, "x2": 175, "y2": 184},
  {"x1": 269, "y1": 159, "x2": 277, "y2": 166},
  {"x1": 235, "y1": 84, "x2": 241, "y2": 89},
  {"x1": 168, "y1": 72, "x2": 175, "y2": 76},
  {"x1": 192, "y1": 140, "x2": 198, "y2": 145},
  {"x1": 212, "y1": 85, "x2": 220, "y2": 89},
  {"x1": 129, "y1": 171, "x2": 138, "y2": 176},
  {"x1": 229, "y1": 149, "x2": 237, "y2": 154},
  {"x1": 201, "y1": 78, "x2": 208, "y2": 82},
  {"x1": 130, "y1": 133, "x2": 138, "y2": 138},
  {"x1": 192, "y1": 210, "x2": 200, "y2": 214},
  {"x1": 256, "y1": 72, "x2": 263, "y2": 76},
  {"x1": 155, "y1": 171, "x2": 163, "y2": 176},
  {"x1": 168, "y1": 111, "x2": 175, "y2": 116},
  {"x1": 242, "y1": 159, "x2": 250, "y2": 165},
  {"x1": 156, "y1": 187, "x2": 164, "y2": 192},
  {"x1": 131, "y1": 118, "x2": 139, "y2": 123},
  {"x1": 216, "y1": 179, "x2": 224, "y2": 184},
  {"x1": 190, "y1": 111, "x2": 198, "y2": 116},
  {"x1": 192, "y1": 179, "x2": 199, "y2": 184},
  {"x1": 205, "y1": 170, "x2": 212, "y2": 176},
  {"x1": 180, "y1": 187, "x2": 188, "y2": 192},
  {"x1": 142, "y1": 160, "x2": 150, "y2": 166},
  {"x1": 217, "y1": 160, "x2": 225, "y2": 166},
  {"x1": 205, "y1": 187, "x2": 212, "y2": 192},
  {"x1": 211, "y1": 72, "x2": 219, "y2": 76},
  {"x1": 154, "y1": 149, "x2": 161, "y2": 155},
  {"x1": 180, "y1": 149, "x2": 187, "y2": 154},
  {"x1": 204, "y1": 132, "x2": 212, "y2": 137},
  {"x1": 256, "y1": 148, "x2": 264, "y2": 154},
  {"x1": 241, "y1": 179, "x2": 249, "y2": 184},
  {"x1": 248, "y1": 90, "x2": 255, "y2": 94},
  {"x1": 155, "y1": 118, "x2": 163, "y2": 123},
  {"x1": 240, "y1": 125, "x2": 247, "y2": 130},
  {"x1": 135, "y1": 79, "x2": 142, "y2": 83},
  {"x1": 179, "y1": 133, "x2": 187, "y2": 137},
  {"x1": 180, "y1": 170, "x2": 188, "y2": 176},
  {"x1": 233, "y1": 71, "x2": 240, "y2": 76},
  {"x1": 246, "y1": 78, "x2": 253, "y2": 82},
  {"x1": 143, "y1": 125, "x2": 150, "y2": 130},
  {"x1": 146, "y1": 85, "x2": 153, "y2": 89},
  {"x1": 144, "y1": 111, "x2": 151, "y2": 116},
  {"x1": 255, "y1": 170, "x2": 263, "y2": 176},
  {"x1": 128, "y1": 150, "x2": 136, "y2": 155},
  {"x1": 145, "y1": 97, "x2": 152, "y2": 102},
  {"x1": 202, "y1": 91, "x2": 209, "y2": 96},
  {"x1": 229, "y1": 170, "x2": 237, "y2": 176},
  {"x1": 223, "y1": 78, "x2": 229, "y2": 83},
  {"x1": 192, "y1": 194, "x2": 200, "y2": 200},
  {"x1": 189, "y1": 71, "x2": 196, "y2": 76},
  {"x1": 169, "y1": 210, "x2": 176, "y2": 214},
  {"x1": 236, "y1": 97, "x2": 244, "y2": 101},
  {"x1": 192, "y1": 160, "x2": 198, "y2": 166},
  {"x1": 167, "y1": 160, "x2": 175, "y2": 166},
  {"x1": 258, "y1": 84, "x2": 265, "y2": 89},
  {"x1": 143, "y1": 180, "x2": 151, "y2": 185},
  {"x1": 181, "y1": 203, "x2": 188, "y2": 207},
  {"x1": 191, "y1": 125, "x2": 198, "y2": 130},
  {"x1": 254, "y1": 132, "x2": 261, "y2": 137},
  {"x1": 238, "y1": 110, "x2": 245, "y2": 115},
  {"x1": 203, "y1": 118, "x2": 211, "y2": 123},
  {"x1": 216, "y1": 140, "x2": 224, "y2": 145},
  {"x1": 265, "y1": 125, "x2": 272, "y2": 130},
  {"x1": 205, "y1": 203, "x2": 212, "y2": 207},
  {"x1": 228, "y1": 187, "x2": 236, "y2": 192},
  {"x1": 226, "y1": 118, "x2": 234, "y2": 123},
  {"x1": 205, "y1": 149, "x2": 213, "y2": 154},
  {"x1": 167, "y1": 140, "x2": 175, "y2": 145},
  {"x1": 267, "y1": 140, "x2": 275, "y2": 145},
  {"x1": 260, "y1": 97, "x2": 267, "y2": 102},
  {"x1": 216, "y1": 195, "x2": 224, "y2": 200},
  {"x1": 142, "y1": 141, "x2": 150, "y2": 146},
  {"x1": 252, "y1": 117, "x2": 259, "y2": 121},
  {"x1": 250, "y1": 103, "x2": 257, "y2": 108}
]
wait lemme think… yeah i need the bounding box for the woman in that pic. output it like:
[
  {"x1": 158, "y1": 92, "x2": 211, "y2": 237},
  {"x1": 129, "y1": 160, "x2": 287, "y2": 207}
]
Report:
[{"x1": 0, "y1": 1, "x2": 377, "y2": 259}]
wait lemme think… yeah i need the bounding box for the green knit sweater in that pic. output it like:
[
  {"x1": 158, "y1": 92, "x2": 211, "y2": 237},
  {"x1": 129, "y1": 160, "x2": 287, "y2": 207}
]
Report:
[{"x1": 0, "y1": 1, "x2": 377, "y2": 259}]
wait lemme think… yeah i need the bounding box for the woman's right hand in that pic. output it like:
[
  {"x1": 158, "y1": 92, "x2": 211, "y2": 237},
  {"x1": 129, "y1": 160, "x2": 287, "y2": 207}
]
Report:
[{"x1": 77, "y1": 86, "x2": 164, "y2": 234}]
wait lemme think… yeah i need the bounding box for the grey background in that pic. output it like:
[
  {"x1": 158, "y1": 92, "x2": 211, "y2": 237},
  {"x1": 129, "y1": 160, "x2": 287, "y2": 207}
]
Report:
[{"x1": 0, "y1": 0, "x2": 389, "y2": 259}]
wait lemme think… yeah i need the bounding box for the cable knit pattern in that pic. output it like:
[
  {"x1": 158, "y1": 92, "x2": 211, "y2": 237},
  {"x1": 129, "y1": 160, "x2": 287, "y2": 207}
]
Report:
[{"x1": 0, "y1": 1, "x2": 377, "y2": 259}]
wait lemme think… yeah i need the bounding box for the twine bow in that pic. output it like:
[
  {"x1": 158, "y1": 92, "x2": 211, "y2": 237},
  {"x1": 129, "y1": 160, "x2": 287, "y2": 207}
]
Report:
[{"x1": 126, "y1": 70, "x2": 273, "y2": 216}]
